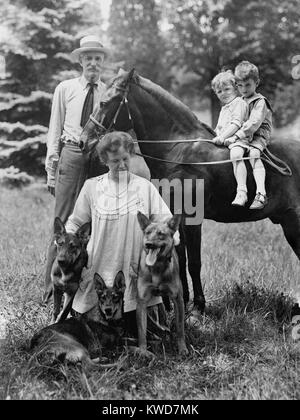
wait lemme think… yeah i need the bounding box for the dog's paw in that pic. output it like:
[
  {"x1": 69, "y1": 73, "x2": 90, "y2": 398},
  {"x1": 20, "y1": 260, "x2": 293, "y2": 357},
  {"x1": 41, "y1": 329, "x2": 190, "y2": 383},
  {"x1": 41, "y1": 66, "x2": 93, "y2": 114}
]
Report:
[{"x1": 128, "y1": 346, "x2": 155, "y2": 361}]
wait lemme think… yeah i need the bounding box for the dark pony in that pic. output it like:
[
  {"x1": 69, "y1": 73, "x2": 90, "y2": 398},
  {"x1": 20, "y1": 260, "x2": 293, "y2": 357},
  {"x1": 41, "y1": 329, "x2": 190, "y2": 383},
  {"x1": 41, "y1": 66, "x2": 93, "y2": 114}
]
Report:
[{"x1": 81, "y1": 69, "x2": 300, "y2": 312}]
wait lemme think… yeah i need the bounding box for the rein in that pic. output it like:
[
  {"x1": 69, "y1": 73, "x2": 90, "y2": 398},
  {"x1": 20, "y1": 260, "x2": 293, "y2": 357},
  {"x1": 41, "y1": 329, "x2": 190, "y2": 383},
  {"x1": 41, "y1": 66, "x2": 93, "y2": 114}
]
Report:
[
  {"x1": 135, "y1": 150, "x2": 292, "y2": 176},
  {"x1": 132, "y1": 139, "x2": 292, "y2": 176},
  {"x1": 86, "y1": 81, "x2": 292, "y2": 177}
]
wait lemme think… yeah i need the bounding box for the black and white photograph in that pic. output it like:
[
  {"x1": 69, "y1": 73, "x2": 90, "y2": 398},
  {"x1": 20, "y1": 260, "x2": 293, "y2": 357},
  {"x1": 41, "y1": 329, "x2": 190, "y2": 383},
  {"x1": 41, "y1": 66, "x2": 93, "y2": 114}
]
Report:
[{"x1": 1, "y1": 0, "x2": 300, "y2": 402}]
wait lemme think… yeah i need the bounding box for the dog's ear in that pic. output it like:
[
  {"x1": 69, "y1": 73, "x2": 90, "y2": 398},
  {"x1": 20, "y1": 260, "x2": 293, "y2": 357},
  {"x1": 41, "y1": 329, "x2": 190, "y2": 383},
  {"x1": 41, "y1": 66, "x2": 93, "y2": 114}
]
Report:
[
  {"x1": 93, "y1": 273, "x2": 107, "y2": 294},
  {"x1": 113, "y1": 271, "x2": 126, "y2": 293},
  {"x1": 54, "y1": 217, "x2": 66, "y2": 237},
  {"x1": 167, "y1": 214, "x2": 181, "y2": 233},
  {"x1": 137, "y1": 211, "x2": 151, "y2": 231},
  {"x1": 77, "y1": 222, "x2": 91, "y2": 245}
]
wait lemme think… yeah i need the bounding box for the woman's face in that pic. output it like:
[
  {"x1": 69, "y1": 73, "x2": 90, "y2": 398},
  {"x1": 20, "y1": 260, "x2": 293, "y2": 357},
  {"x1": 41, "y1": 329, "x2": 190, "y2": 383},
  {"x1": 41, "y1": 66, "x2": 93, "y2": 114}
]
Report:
[{"x1": 105, "y1": 146, "x2": 132, "y2": 176}]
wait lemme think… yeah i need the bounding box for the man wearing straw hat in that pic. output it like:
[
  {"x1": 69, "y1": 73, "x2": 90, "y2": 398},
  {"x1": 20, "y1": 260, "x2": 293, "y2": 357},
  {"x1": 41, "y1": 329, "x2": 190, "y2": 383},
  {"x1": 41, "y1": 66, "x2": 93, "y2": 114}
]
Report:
[{"x1": 43, "y1": 35, "x2": 109, "y2": 302}]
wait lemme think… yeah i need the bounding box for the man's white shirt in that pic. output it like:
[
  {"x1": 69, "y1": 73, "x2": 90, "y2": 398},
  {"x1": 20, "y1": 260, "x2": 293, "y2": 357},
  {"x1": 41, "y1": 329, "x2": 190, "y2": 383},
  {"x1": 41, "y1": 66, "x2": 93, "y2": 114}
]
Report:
[{"x1": 45, "y1": 75, "x2": 106, "y2": 185}]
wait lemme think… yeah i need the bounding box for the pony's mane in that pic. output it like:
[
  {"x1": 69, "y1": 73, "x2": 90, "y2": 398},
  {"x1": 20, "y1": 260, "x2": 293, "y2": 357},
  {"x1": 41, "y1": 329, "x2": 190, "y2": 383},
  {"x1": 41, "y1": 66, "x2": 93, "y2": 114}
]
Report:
[{"x1": 134, "y1": 74, "x2": 215, "y2": 136}]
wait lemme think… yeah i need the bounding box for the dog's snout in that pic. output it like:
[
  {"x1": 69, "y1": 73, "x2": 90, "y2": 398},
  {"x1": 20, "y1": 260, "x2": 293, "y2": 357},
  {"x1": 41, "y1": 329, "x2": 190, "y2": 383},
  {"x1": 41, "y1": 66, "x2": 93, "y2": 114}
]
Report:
[
  {"x1": 145, "y1": 242, "x2": 156, "y2": 249},
  {"x1": 57, "y1": 257, "x2": 68, "y2": 267},
  {"x1": 105, "y1": 308, "x2": 113, "y2": 317}
]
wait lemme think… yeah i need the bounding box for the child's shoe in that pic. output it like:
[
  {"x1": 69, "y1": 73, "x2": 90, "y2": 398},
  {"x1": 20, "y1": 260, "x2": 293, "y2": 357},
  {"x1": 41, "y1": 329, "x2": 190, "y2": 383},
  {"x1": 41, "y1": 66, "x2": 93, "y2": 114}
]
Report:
[
  {"x1": 249, "y1": 192, "x2": 268, "y2": 210},
  {"x1": 231, "y1": 190, "x2": 248, "y2": 207}
]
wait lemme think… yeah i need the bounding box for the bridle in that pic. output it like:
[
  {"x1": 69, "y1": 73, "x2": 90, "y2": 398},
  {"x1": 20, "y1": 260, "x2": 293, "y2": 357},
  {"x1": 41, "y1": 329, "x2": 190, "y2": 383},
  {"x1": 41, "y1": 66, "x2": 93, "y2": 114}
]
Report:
[{"x1": 87, "y1": 83, "x2": 133, "y2": 137}]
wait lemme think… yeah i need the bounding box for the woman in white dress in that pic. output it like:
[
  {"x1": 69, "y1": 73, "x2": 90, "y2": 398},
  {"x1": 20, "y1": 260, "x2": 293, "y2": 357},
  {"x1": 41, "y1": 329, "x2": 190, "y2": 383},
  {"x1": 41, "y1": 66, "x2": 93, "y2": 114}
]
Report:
[{"x1": 66, "y1": 131, "x2": 178, "y2": 333}]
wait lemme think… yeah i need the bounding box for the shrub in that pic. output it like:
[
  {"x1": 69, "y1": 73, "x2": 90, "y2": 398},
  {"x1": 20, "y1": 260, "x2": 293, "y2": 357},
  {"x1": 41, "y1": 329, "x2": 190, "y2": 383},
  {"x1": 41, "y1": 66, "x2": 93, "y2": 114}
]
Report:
[{"x1": 0, "y1": 166, "x2": 34, "y2": 188}]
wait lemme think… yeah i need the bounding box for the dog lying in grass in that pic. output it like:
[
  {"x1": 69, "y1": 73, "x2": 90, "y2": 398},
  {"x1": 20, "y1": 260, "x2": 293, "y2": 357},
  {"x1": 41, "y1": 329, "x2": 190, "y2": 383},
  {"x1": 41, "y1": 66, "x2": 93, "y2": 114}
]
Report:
[
  {"x1": 47, "y1": 217, "x2": 91, "y2": 323},
  {"x1": 30, "y1": 271, "x2": 126, "y2": 369},
  {"x1": 136, "y1": 212, "x2": 188, "y2": 358}
]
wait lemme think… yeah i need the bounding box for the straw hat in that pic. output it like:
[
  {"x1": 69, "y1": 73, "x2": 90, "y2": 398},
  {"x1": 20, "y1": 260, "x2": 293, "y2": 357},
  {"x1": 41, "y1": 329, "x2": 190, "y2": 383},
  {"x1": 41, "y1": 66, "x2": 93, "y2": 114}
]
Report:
[{"x1": 71, "y1": 35, "x2": 109, "y2": 62}]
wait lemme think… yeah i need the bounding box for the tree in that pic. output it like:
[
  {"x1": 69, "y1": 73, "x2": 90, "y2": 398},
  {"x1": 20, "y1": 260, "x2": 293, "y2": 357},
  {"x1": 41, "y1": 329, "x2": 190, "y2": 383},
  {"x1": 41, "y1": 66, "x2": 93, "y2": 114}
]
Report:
[
  {"x1": 1, "y1": 0, "x2": 104, "y2": 95},
  {"x1": 163, "y1": 0, "x2": 300, "y2": 126},
  {"x1": 108, "y1": 0, "x2": 165, "y2": 83},
  {"x1": 0, "y1": 0, "x2": 103, "y2": 178}
]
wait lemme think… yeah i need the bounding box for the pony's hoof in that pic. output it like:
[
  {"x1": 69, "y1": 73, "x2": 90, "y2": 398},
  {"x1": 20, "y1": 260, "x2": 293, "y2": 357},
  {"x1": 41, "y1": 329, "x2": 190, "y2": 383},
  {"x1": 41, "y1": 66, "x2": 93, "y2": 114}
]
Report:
[{"x1": 193, "y1": 297, "x2": 206, "y2": 314}]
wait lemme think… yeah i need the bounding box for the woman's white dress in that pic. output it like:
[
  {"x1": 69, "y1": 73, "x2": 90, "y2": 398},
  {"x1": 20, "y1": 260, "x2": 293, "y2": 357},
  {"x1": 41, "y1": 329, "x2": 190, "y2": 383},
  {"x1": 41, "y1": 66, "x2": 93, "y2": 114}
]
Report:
[{"x1": 66, "y1": 172, "x2": 173, "y2": 313}]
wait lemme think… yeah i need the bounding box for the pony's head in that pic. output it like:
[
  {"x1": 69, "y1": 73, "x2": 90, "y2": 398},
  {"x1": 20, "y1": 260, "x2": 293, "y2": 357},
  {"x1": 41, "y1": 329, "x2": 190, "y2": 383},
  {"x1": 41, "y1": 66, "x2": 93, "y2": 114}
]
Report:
[
  {"x1": 99, "y1": 68, "x2": 137, "y2": 129},
  {"x1": 80, "y1": 68, "x2": 137, "y2": 152}
]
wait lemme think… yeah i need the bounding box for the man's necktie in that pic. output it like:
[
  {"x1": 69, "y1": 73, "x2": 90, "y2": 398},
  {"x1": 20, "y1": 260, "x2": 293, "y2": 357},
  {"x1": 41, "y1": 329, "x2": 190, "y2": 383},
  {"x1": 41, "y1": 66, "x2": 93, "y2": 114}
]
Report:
[{"x1": 80, "y1": 83, "x2": 97, "y2": 128}]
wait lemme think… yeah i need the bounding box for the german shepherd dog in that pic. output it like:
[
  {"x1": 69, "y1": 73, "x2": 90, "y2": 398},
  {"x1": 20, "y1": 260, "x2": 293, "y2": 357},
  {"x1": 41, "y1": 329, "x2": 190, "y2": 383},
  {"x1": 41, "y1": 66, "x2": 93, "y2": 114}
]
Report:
[
  {"x1": 136, "y1": 212, "x2": 188, "y2": 357},
  {"x1": 30, "y1": 272, "x2": 126, "y2": 368},
  {"x1": 49, "y1": 217, "x2": 91, "y2": 323}
]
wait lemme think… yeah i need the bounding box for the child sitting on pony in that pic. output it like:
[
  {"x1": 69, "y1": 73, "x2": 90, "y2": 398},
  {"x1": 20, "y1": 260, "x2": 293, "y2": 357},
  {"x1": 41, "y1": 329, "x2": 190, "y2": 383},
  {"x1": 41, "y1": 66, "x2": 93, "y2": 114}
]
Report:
[{"x1": 212, "y1": 61, "x2": 273, "y2": 210}]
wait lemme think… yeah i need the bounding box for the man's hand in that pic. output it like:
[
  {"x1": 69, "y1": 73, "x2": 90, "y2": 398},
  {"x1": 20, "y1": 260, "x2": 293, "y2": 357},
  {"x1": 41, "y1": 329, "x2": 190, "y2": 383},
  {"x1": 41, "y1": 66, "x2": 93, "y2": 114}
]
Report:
[
  {"x1": 48, "y1": 185, "x2": 55, "y2": 196},
  {"x1": 224, "y1": 136, "x2": 238, "y2": 147},
  {"x1": 213, "y1": 136, "x2": 225, "y2": 146}
]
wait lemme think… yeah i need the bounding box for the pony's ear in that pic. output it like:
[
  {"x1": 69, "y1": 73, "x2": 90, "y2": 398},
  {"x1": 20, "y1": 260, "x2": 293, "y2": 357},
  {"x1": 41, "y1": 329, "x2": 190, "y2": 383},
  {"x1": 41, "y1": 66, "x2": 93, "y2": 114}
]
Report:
[
  {"x1": 117, "y1": 68, "x2": 127, "y2": 76},
  {"x1": 127, "y1": 68, "x2": 136, "y2": 83}
]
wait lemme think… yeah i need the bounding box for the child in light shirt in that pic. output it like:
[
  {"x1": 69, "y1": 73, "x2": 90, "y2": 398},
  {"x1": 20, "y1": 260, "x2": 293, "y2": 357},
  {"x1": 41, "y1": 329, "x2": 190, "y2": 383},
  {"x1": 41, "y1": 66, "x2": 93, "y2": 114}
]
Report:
[{"x1": 211, "y1": 70, "x2": 250, "y2": 207}]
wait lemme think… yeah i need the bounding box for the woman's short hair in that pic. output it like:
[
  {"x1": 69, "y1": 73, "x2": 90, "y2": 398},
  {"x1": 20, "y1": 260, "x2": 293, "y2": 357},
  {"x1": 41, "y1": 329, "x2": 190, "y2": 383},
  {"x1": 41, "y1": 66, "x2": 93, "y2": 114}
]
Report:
[
  {"x1": 96, "y1": 131, "x2": 135, "y2": 163},
  {"x1": 234, "y1": 61, "x2": 260, "y2": 82},
  {"x1": 211, "y1": 70, "x2": 236, "y2": 92}
]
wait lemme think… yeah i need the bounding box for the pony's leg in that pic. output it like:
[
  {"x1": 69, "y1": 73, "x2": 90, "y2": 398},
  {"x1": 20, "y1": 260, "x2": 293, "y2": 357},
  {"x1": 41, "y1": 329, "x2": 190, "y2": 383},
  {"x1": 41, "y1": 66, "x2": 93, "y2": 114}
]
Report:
[
  {"x1": 280, "y1": 209, "x2": 300, "y2": 258},
  {"x1": 184, "y1": 223, "x2": 205, "y2": 313},
  {"x1": 175, "y1": 223, "x2": 190, "y2": 308}
]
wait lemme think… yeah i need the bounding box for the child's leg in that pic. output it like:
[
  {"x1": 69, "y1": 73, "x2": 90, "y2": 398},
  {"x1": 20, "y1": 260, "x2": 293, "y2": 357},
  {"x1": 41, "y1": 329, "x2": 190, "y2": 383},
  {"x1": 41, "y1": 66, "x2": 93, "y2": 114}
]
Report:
[
  {"x1": 249, "y1": 147, "x2": 266, "y2": 195},
  {"x1": 230, "y1": 146, "x2": 247, "y2": 192}
]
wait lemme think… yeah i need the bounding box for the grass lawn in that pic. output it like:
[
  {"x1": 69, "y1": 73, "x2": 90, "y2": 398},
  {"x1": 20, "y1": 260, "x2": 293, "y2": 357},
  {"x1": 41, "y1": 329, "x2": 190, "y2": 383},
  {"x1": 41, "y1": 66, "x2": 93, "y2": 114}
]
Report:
[{"x1": 0, "y1": 184, "x2": 300, "y2": 400}]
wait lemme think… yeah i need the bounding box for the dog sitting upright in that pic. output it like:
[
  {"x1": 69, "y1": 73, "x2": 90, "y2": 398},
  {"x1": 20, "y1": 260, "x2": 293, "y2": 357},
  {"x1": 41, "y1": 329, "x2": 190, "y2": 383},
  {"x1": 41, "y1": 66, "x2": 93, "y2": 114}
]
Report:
[
  {"x1": 136, "y1": 211, "x2": 188, "y2": 357},
  {"x1": 49, "y1": 217, "x2": 91, "y2": 323},
  {"x1": 30, "y1": 271, "x2": 126, "y2": 368}
]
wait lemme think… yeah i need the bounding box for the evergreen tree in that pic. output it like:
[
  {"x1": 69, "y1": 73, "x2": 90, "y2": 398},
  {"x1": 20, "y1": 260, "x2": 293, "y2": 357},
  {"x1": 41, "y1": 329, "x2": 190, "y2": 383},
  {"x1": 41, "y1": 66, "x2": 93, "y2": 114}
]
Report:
[{"x1": 0, "y1": 0, "x2": 103, "y2": 179}]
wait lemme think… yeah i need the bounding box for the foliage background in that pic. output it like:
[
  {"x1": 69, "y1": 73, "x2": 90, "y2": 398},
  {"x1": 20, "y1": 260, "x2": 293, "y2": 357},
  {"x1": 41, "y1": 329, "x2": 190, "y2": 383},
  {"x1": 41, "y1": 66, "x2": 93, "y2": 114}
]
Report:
[
  {"x1": 1, "y1": 1, "x2": 300, "y2": 400},
  {"x1": 1, "y1": 0, "x2": 300, "y2": 181}
]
